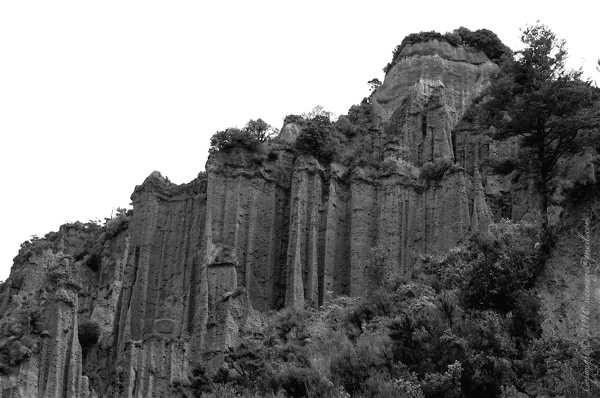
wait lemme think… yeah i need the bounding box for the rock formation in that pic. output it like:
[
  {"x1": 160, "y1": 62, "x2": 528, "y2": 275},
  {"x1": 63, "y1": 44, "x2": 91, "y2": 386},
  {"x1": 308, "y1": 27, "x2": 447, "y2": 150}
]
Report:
[{"x1": 1, "y1": 38, "x2": 598, "y2": 398}]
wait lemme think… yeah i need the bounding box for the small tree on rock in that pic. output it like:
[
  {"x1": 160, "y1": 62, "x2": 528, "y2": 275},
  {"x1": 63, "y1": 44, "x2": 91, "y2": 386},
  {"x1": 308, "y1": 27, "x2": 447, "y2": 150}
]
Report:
[
  {"x1": 243, "y1": 118, "x2": 278, "y2": 142},
  {"x1": 295, "y1": 114, "x2": 334, "y2": 159}
]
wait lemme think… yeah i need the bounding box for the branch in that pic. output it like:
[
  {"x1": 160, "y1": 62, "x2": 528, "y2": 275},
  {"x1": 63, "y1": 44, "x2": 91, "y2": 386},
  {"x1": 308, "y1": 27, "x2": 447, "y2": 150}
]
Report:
[{"x1": 545, "y1": 129, "x2": 579, "y2": 173}]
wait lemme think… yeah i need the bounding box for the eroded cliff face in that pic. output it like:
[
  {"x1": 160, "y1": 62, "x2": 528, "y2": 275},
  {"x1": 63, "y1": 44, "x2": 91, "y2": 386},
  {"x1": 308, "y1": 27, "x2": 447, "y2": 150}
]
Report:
[
  {"x1": 373, "y1": 40, "x2": 497, "y2": 164},
  {"x1": 1, "y1": 40, "x2": 598, "y2": 397}
]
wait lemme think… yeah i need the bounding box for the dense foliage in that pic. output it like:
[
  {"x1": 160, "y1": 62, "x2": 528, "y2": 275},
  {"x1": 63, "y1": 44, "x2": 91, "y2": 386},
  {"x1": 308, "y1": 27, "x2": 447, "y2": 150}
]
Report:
[
  {"x1": 287, "y1": 106, "x2": 346, "y2": 163},
  {"x1": 210, "y1": 118, "x2": 279, "y2": 153},
  {"x1": 78, "y1": 320, "x2": 101, "y2": 349},
  {"x1": 419, "y1": 158, "x2": 454, "y2": 182},
  {"x1": 383, "y1": 27, "x2": 512, "y2": 73},
  {"x1": 294, "y1": 115, "x2": 336, "y2": 160},
  {"x1": 477, "y1": 23, "x2": 600, "y2": 244},
  {"x1": 0, "y1": 295, "x2": 41, "y2": 375},
  {"x1": 179, "y1": 219, "x2": 597, "y2": 398}
]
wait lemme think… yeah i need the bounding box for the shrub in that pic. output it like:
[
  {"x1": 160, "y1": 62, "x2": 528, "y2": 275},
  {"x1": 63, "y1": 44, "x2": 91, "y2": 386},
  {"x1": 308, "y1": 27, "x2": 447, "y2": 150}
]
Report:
[
  {"x1": 420, "y1": 361, "x2": 463, "y2": 398},
  {"x1": 460, "y1": 220, "x2": 541, "y2": 312},
  {"x1": 294, "y1": 115, "x2": 333, "y2": 159},
  {"x1": 343, "y1": 132, "x2": 379, "y2": 170},
  {"x1": 171, "y1": 376, "x2": 191, "y2": 396},
  {"x1": 330, "y1": 342, "x2": 392, "y2": 395},
  {"x1": 383, "y1": 28, "x2": 512, "y2": 74},
  {"x1": 190, "y1": 365, "x2": 213, "y2": 397},
  {"x1": 363, "y1": 246, "x2": 390, "y2": 291},
  {"x1": 0, "y1": 337, "x2": 37, "y2": 375},
  {"x1": 456, "y1": 27, "x2": 513, "y2": 61},
  {"x1": 224, "y1": 342, "x2": 277, "y2": 393},
  {"x1": 283, "y1": 114, "x2": 305, "y2": 126},
  {"x1": 209, "y1": 128, "x2": 261, "y2": 153},
  {"x1": 361, "y1": 374, "x2": 425, "y2": 398},
  {"x1": 210, "y1": 119, "x2": 278, "y2": 154},
  {"x1": 82, "y1": 246, "x2": 102, "y2": 271},
  {"x1": 278, "y1": 366, "x2": 334, "y2": 398},
  {"x1": 482, "y1": 157, "x2": 519, "y2": 175},
  {"x1": 270, "y1": 308, "x2": 313, "y2": 345},
  {"x1": 302, "y1": 105, "x2": 335, "y2": 121},
  {"x1": 518, "y1": 335, "x2": 600, "y2": 396},
  {"x1": 384, "y1": 31, "x2": 445, "y2": 73},
  {"x1": 244, "y1": 118, "x2": 279, "y2": 142},
  {"x1": 508, "y1": 291, "x2": 543, "y2": 352},
  {"x1": 0, "y1": 298, "x2": 43, "y2": 375},
  {"x1": 104, "y1": 208, "x2": 130, "y2": 240},
  {"x1": 78, "y1": 320, "x2": 101, "y2": 349},
  {"x1": 347, "y1": 98, "x2": 375, "y2": 127},
  {"x1": 419, "y1": 158, "x2": 453, "y2": 182}
]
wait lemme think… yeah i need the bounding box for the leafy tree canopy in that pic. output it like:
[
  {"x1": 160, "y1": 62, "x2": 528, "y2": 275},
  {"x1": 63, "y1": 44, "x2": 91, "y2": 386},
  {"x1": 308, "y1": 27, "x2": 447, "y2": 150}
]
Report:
[
  {"x1": 295, "y1": 114, "x2": 333, "y2": 158},
  {"x1": 209, "y1": 118, "x2": 278, "y2": 153},
  {"x1": 301, "y1": 104, "x2": 336, "y2": 121},
  {"x1": 479, "y1": 22, "x2": 600, "y2": 240}
]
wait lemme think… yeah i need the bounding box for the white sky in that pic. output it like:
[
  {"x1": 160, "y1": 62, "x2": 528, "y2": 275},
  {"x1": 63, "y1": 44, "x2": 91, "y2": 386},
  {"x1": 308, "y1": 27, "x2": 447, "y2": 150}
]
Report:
[{"x1": 1, "y1": 1, "x2": 598, "y2": 282}]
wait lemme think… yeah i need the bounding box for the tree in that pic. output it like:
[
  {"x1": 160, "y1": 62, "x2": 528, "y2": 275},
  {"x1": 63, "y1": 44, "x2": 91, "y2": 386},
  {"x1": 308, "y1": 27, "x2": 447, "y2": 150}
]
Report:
[
  {"x1": 301, "y1": 105, "x2": 335, "y2": 121},
  {"x1": 480, "y1": 22, "x2": 600, "y2": 245},
  {"x1": 243, "y1": 118, "x2": 278, "y2": 142},
  {"x1": 209, "y1": 128, "x2": 259, "y2": 153},
  {"x1": 368, "y1": 78, "x2": 382, "y2": 93},
  {"x1": 294, "y1": 114, "x2": 332, "y2": 158},
  {"x1": 209, "y1": 118, "x2": 277, "y2": 153},
  {"x1": 366, "y1": 78, "x2": 383, "y2": 105}
]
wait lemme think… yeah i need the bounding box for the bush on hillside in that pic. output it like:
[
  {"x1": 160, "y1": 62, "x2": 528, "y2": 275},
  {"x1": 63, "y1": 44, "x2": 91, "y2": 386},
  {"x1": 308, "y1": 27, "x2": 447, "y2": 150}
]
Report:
[
  {"x1": 78, "y1": 320, "x2": 101, "y2": 349},
  {"x1": 419, "y1": 158, "x2": 453, "y2": 182}
]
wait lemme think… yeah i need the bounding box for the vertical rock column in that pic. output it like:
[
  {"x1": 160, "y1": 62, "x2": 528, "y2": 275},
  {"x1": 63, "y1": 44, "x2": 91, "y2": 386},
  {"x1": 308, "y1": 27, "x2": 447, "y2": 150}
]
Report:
[
  {"x1": 205, "y1": 244, "x2": 240, "y2": 351},
  {"x1": 349, "y1": 178, "x2": 378, "y2": 296},
  {"x1": 377, "y1": 180, "x2": 417, "y2": 276},
  {"x1": 285, "y1": 157, "x2": 323, "y2": 308},
  {"x1": 470, "y1": 167, "x2": 492, "y2": 232},
  {"x1": 322, "y1": 177, "x2": 351, "y2": 302},
  {"x1": 37, "y1": 258, "x2": 92, "y2": 398}
]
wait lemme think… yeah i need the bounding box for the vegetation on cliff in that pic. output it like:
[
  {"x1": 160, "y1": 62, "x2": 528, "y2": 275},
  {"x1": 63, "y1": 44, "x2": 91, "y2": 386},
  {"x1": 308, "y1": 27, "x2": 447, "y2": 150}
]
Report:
[
  {"x1": 177, "y1": 23, "x2": 600, "y2": 398},
  {"x1": 0, "y1": 210, "x2": 131, "y2": 376},
  {"x1": 383, "y1": 27, "x2": 512, "y2": 74},
  {"x1": 0, "y1": 295, "x2": 41, "y2": 375},
  {"x1": 2, "y1": 21, "x2": 599, "y2": 398},
  {"x1": 209, "y1": 119, "x2": 279, "y2": 153},
  {"x1": 477, "y1": 22, "x2": 600, "y2": 247},
  {"x1": 181, "y1": 221, "x2": 597, "y2": 398}
]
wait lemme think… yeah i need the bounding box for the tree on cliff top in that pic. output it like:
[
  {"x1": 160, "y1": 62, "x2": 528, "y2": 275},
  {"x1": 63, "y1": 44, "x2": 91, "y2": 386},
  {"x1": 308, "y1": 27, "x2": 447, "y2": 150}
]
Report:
[
  {"x1": 209, "y1": 118, "x2": 277, "y2": 153},
  {"x1": 480, "y1": 22, "x2": 600, "y2": 245},
  {"x1": 243, "y1": 118, "x2": 279, "y2": 142}
]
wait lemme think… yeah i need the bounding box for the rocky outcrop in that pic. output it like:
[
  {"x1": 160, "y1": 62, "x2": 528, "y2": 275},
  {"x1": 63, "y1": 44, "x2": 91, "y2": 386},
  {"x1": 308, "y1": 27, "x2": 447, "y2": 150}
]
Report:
[
  {"x1": 0, "y1": 41, "x2": 500, "y2": 397},
  {"x1": 374, "y1": 41, "x2": 497, "y2": 162},
  {"x1": 0, "y1": 250, "x2": 95, "y2": 398},
  {"x1": 1, "y1": 38, "x2": 598, "y2": 398}
]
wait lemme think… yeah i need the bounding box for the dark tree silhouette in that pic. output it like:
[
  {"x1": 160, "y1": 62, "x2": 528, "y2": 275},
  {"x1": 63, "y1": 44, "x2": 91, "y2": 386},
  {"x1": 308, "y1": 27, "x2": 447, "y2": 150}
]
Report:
[{"x1": 480, "y1": 22, "x2": 600, "y2": 245}]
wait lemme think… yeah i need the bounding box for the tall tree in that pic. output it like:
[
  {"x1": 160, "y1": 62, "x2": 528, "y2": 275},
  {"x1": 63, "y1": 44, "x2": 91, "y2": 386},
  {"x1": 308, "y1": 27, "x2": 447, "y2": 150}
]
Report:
[
  {"x1": 243, "y1": 118, "x2": 278, "y2": 142},
  {"x1": 481, "y1": 23, "x2": 600, "y2": 246}
]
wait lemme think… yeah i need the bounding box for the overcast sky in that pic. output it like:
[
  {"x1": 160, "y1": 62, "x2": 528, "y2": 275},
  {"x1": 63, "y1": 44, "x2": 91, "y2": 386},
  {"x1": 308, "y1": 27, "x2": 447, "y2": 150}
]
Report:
[{"x1": 0, "y1": 1, "x2": 597, "y2": 282}]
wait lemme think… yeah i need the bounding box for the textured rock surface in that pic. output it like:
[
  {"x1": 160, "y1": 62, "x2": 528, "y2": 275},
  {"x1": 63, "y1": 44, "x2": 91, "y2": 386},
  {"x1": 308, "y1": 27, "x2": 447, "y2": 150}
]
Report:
[
  {"x1": 373, "y1": 40, "x2": 498, "y2": 167},
  {"x1": 1, "y1": 39, "x2": 598, "y2": 397},
  {"x1": 0, "y1": 248, "x2": 96, "y2": 398}
]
